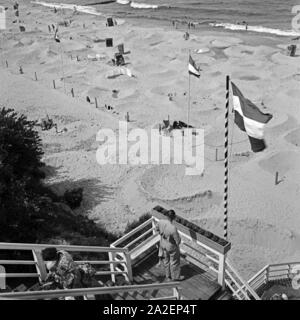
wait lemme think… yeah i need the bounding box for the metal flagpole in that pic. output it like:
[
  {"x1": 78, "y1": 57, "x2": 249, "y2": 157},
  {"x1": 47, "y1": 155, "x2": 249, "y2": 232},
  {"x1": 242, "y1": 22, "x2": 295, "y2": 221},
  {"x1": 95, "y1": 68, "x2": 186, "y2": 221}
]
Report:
[
  {"x1": 187, "y1": 50, "x2": 191, "y2": 127},
  {"x1": 224, "y1": 75, "x2": 230, "y2": 240}
]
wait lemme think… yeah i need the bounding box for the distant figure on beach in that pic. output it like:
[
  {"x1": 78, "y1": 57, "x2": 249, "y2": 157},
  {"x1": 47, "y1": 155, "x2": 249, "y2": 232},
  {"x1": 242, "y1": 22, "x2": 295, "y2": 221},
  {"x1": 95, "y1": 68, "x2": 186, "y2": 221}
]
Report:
[
  {"x1": 105, "y1": 104, "x2": 113, "y2": 111},
  {"x1": 184, "y1": 32, "x2": 189, "y2": 40},
  {"x1": 155, "y1": 210, "x2": 184, "y2": 281}
]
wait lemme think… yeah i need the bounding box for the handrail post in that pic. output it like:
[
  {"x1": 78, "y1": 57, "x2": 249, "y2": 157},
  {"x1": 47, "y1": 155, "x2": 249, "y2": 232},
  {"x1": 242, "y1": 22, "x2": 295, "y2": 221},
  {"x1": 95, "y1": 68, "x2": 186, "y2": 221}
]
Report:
[
  {"x1": 32, "y1": 249, "x2": 48, "y2": 283},
  {"x1": 265, "y1": 265, "x2": 270, "y2": 284},
  {"x1": 108, "y1": 248, "x2": 116, "y2": 283},
  {"x1": 151, "y1": 217, "x2": 157, "y2": 236},
  {"x1": 124, "y1": 250, "x2": 133, "y2": 283},
  {"x1": 0, "y1": 265, "x2": 6, "y2": 290},
  {"x1": 218, "y1": 253, "x2": 226, "y2": 289},
  {"x1": 173, "y1": 287, "x2": 180, "y2": 300}
]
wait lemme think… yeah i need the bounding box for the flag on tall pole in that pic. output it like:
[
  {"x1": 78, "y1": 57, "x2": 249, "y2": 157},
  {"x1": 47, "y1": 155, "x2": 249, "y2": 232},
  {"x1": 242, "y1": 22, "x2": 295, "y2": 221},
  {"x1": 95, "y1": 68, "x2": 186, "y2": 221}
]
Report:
[
  {"x1": 188, "y1": 54, "x2": 200, "y2": 78},
  {"x1": 231, "y1": 82, "x2": 272, "y2": 152},
  {"x1": 187, "y1": 53, "x2": 200, "y2": 127}
]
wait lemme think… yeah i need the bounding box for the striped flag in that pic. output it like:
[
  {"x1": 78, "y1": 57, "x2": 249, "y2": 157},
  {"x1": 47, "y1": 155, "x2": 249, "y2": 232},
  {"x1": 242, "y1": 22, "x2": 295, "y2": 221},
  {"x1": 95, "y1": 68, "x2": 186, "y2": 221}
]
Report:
[
  {"x1": 231, "y1": 82, "x2": 272, "y2": 152},
  {"x1": 188, "y1": 55, "x2": 200, "y2": 78}
]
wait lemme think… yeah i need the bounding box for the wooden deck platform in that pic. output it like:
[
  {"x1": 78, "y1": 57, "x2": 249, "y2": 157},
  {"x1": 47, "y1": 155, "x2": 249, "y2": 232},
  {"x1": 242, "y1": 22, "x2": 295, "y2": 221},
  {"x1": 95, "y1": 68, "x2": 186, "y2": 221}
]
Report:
[{"x1": 125, "y1": 251, "x2": 222, "y2": 300}]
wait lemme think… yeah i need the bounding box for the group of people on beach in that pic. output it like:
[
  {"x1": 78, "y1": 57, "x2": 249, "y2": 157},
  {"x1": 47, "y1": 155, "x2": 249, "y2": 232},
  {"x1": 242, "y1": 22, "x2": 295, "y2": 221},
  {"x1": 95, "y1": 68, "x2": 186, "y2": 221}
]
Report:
[{"x1": 172, "y1": 20, "x2": 196, "y2": 30}]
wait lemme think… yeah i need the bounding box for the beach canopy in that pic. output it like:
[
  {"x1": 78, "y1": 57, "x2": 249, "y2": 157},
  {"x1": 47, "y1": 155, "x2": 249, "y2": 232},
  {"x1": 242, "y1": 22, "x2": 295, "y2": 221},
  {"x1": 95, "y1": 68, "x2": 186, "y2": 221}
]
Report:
[
  {"x1": 107, "y1": 17, "x2": 117, "y2": 27},
  {"x1": 106, "y1": 67, "x2": 133, "y2": 79},
  {"x1": 231, "y1": 82, "x2": 272, "y2": 152},
  {"x1": 287, "y1": 44, "x2": 297, "y2": 57},
  {"x1": 106, "y1": 38, "x2": 113, "y2": 47},
  {"x1": 114, "y1": 53, "x2": 125, "y2": 66},
  {"x1": 118, "y1": 43, "x2": 124, "y2": 54}
]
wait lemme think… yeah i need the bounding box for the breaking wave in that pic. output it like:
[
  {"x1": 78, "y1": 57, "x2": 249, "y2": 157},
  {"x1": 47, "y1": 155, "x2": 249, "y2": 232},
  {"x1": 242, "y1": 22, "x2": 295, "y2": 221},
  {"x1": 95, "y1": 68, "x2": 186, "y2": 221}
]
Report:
[
  {"x1": 116, "y1": 0, "x2": 130, "y2": 4},
  {"x1": 210, "y1": 22, "x2": 300, "y2": 37},
  {"x1": 130, "y1": 2, "x2": 159, "y2": 9},
  {"x1": 33, "y1": 1, "x2": 103, "y2": 15}
]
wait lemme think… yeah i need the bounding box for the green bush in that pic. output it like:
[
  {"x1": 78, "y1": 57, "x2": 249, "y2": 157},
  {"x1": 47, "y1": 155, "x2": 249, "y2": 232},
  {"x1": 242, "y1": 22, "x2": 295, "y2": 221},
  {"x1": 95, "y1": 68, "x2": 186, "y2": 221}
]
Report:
[{"x1": 0, "y1": 107, "x2": 116, "y2": 245}]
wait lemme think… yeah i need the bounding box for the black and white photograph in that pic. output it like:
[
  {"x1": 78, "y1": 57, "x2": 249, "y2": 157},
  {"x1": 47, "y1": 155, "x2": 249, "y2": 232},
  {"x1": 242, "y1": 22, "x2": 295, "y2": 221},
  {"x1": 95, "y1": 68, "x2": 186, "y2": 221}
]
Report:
[{"x1": 0, "y1": 0, "x2": 300, "y2": 306}]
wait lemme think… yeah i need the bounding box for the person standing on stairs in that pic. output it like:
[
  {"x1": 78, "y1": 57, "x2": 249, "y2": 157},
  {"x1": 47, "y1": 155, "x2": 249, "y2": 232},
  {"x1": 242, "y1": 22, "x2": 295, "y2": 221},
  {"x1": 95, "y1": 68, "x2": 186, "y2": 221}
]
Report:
[{"x1": 155, "y1": 210, "x2": 184, "y2": 281}]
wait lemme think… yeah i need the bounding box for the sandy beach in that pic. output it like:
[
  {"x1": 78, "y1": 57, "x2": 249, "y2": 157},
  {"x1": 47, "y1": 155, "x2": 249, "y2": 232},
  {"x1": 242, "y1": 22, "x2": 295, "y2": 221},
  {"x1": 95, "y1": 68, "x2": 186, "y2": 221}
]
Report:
[{"x1": 1, "y1": 0, "x2": 300, "y2": 279}]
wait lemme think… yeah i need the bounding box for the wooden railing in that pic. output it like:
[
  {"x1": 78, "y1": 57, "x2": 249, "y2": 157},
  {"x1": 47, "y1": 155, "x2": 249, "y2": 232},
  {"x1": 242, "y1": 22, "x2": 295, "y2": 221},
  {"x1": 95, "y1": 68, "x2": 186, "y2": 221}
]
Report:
[
  {"x1": 111, "y1": 215, "x2": 229, "y2": 287},
  {"x1": 225, "y1": 260, "x2": 261, "y2": 300},
  {"x1": 247, "y1": 262, "x2": 300, "y2": 294},
  {"x1": 0, "y1": 282, "x2": 180, "y2": 300},
  {"x1": 0, "y1": 242, "x2": 133, "y2": 284},
  {"x1": 0, "y1": 242, "x2": 181, "y2": 300}
]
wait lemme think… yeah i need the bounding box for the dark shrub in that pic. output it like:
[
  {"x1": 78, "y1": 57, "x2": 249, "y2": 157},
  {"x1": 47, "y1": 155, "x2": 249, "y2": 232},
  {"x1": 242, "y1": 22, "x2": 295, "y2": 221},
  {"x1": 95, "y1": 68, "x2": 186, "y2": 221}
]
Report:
[{"x1": 63, "y1": 187, "x2": 83, "y2": 209}]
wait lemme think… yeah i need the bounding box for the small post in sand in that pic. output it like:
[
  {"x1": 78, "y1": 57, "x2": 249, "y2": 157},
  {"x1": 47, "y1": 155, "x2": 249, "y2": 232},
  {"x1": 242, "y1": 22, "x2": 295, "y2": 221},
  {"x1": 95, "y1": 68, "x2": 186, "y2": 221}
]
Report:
[
  {"x1": 215, "y1": 148, "x2": 218, "y2": 161},
  {"x1": 53, "y1": 80, "x2": 56, "y2": 89},
  {"x1": 95, "y1": 97, "x2": 98, "y2": 108},
  {"x1": 275, "y1": 171, "x2": 279, "y2": 185},
  {"x1": 5, "y1": 60, "x2": 8, "y2": 68},
  {"x1": 34, "y1": 72, "x2": 37, "y2": 81},
  {"x1": 125, "y1": 112, "x2": 130, "y2": 122},
  {"x1": 71, "y1": 88, "x2": 74, "y2": 97}
]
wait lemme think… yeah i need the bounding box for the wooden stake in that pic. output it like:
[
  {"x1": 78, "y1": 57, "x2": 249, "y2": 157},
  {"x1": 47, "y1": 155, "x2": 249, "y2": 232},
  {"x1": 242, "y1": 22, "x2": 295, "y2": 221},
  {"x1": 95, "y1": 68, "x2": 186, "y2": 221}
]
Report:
[
  {"x1": 34, "y1": 72, "x2": 37, "y2": 81},
  {"x1": 53, "y1": 80, "x2": 56, "y2": 89},
  {"x1": 215, "y1": 148, "x2": 218, "y2": 161},
  {"x1": 71, "y1": 88, "x2": 74, "y2": 97},
  {"x1": 275, "y1": 171, "x2": 279, "y2": 185},
  {"x1": 5, "y1": 60, "x2": 8, "y2": 68},
  {"x1": 95, "y1": 97, "x2": 98, "y2": 108}
]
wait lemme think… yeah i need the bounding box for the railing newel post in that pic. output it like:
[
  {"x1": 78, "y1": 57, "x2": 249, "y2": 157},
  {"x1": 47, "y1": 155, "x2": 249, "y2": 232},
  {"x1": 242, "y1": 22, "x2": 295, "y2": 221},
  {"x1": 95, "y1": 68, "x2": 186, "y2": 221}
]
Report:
[
  {"x1": 32, "y1": 249, "x2": 47, "y2": 283},
  {"x1": 218, "y1": 253, "x2": 226, "y2": 289},
  {"x1": 108, "y1": 247, "x2": 116, "y2": 283},
  {"x1": 124, "y1": 249, "x2": 133, "y2": 283}
]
